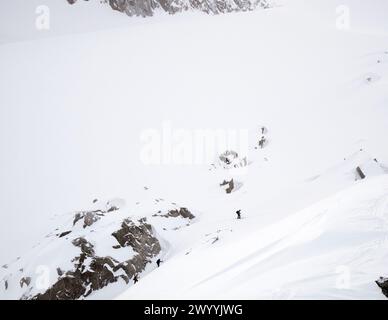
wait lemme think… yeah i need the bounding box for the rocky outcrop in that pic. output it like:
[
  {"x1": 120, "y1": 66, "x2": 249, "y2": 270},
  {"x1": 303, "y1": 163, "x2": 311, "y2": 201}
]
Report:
[
  {"x1": 73, "y1": 210, "x2": 103, "y2": 228},
  {"x1": 71, "y1": 199, "x2": 122, "y2": 229},
  {"x1": 58, "y1": 230, "x2": 72, "y2": 238},
  {"x1": 1, "y1": 198, "x2": 194, "y2": 300},
  {"x1": 67, "y1": 0, "x2": 271, "y2": 17},
  {"x1": 219, "y1": 150, "x2": 239, "y2": 165},
  {"x1": 20, "y1": 277, "x2": 31, "y2": 288},
  {"x1": 214, "y1": 150, "x2": 249, "y2": 170},
  {"x1": 112, "y1": 218, "x2": 161, "y2": 254},
  {"x1": 376, "y1": 277, "x2": 388, "y2": 298},
  {"x1": 153, "y1": 207, "x2": 195, "y2": 220},
  {"x1": 220, "y1": 179, "x2": 234, "y2": 194},
  {"x1": 33, "y1": 218, "x2": 161, "y2": 300},
  {"x1": 356, "y1": 166, "x2": 366, "y2": 180}
]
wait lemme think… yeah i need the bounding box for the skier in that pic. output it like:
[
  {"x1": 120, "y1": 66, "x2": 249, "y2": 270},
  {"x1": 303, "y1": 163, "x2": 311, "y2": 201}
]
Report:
[
  {"x1": 156, "y1": 259, "x2": 163, "y2": 267},
  {"x1": 133, "y1": 274, "x2": 139, "y2": 284},
  {"x1": 236, "y1": 210, "x2": 242, "y2": 220}
]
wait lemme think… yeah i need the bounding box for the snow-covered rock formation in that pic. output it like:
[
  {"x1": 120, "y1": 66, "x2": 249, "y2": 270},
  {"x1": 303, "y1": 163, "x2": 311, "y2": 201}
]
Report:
[
  {"x1": 67, "y1": 0, "x2": 271, "y2": 17},
  {"x1": 0, "y1": 199, "x2": 195, "y2": 300},
  {"x1": 376, "y1": 277, "x2": 388, "y2": 298}
]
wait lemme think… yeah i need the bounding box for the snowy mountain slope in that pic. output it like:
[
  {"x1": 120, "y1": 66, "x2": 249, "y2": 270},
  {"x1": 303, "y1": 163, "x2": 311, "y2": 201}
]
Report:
[
  {"x1": 1, "y1": 0, "x2": 388, "y2": 299},
  {"x1": 118, "y1": 174, "x2": 388, "y2": 299},
  {"x1": 2, "y1": 148, "x2": 388, "y2": 299},
  {"x1": 0, "y1": 197, "x2": 196, "y2": 300}
]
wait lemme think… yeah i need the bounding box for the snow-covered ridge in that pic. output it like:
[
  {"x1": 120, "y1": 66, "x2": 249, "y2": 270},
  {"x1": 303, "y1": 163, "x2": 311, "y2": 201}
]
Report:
[
  {"x1": 2, "y1": 146, "x2": 388, "y2": 299},
  {"x1": 197, "y1": 173, "x2": 388, "y2": 300},
  {"x1": 0, "y1": 198, "x2": 195, "y2": 300},
  {"x1": 67, "y1": 0, "x2": 271, "y2": 17}
]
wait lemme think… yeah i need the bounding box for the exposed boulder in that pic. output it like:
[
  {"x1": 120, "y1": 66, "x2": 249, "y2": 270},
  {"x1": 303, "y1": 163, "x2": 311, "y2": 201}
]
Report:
[
  {"x1": 153, "y1": 207, "x2": 195, "y2": 220},
  {"x1": 20, "y1": 277, "x2": 31, "y2": 288},
  {"x1": 73, "y1": 211, "x2": 103, "y2": 228},
  {"x1": 219, "y1": 150, "x2": 239, "y2": 165},
  {"x1": 169, "y1": 208, "x2": 195, "y2": 219},
  {"x1": 356, "y1": 166, "x2": 366, "y2": 180},
  {"x1": 220, "y1": 179, "x2": 234, "y2": 194},
  {"x1": 58, "y1": 231, "x2": 72, "y2": 238},
  {"x1": 112, "y1": 218, "x2": 161, "y2": 255},
  {"x1": 72, "y1": 199, "x2": 124, "y2": 228},
  {"x1": 376, "y1": 277, "x2": 388, "y2": 298},
  {"x1": 84, "y1": 211, "x2": 102, "y2": 227},
  {"x1": 213, "y1": 150, "x2": 249, "y2": 170}
]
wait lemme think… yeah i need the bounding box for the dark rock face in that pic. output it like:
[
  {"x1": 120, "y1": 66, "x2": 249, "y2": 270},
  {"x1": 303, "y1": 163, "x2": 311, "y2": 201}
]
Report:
[
  {"x1": 73, "y1": 211, "x2": 103, "y2": 228},
  {"x1": 33, "y1": 218, "x2": 161, "y2": 300},
  {"x1": 72, "y1": 201, "x2": 121, "y2": 229},
  {"x1": 220, "y1": 179, "x2": 234, "y2": 194},
  {"x1": 73, "y1": 206, "x2": 119, "y2": 229},
  {"x1": 20, "y1": 277, "x2": 31, "y2": 288},
  {"x1": 376, "y1": 277, "x2": 388, "y2": 298},
  {"x1": 67, "y1": 0, "x2": 270, "y2": 17},
  {"x1": 167, "y1": 208, "x2": 195, "y2": 220},
  {"x1": 356, "y1": 166, "x2": 366, "y2": 180},
  {"x1": 109, "y1": 0, "x2": 154, "y2": 17},
  {"x1": 1, "y1": 196, "x2": 195, "y2": 300},
  {"x1": 58, "y1": 230, "x2": 72, "y2": 238},
  {"x1": 153, "y1": 207, "x2": 195, "y2": 220},
  {"x1": 112, "y1": 218, "x2": 161, "y2": 255}
]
